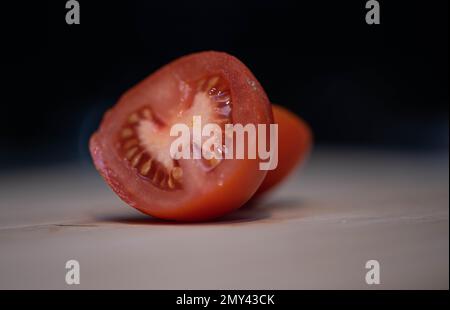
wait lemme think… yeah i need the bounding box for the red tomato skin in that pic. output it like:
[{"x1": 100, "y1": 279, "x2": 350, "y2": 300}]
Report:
[{"x1": 254, "y1": 104, "x2": 313, "y2": 196}]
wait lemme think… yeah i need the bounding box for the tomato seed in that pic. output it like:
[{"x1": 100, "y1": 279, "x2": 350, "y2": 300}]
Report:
[{"x1": 121, "y1": 128, "x2": 133, "y2": 138}]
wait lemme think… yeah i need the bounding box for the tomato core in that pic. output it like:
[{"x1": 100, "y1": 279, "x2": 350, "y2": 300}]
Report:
[{"x1": 116, "y1": 75, "x2": 233, "y2": 191}]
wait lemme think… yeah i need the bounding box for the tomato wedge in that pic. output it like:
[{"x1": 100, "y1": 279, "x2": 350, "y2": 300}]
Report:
[
  {"x1": 255, "y1": 104, "x2": 312, "y2": 196},
  {"x1": 90, "y1": 51, "x2": 273, "y2": 221}
]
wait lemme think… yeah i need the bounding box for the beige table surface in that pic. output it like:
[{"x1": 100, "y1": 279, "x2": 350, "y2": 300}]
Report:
[{"x1": 0, "y1": 147, "x2": 448, "y2": 289}]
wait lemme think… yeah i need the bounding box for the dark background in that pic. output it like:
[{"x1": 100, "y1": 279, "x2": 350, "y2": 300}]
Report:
[{"x1": 1, "y1": 0, "x2": 448, "y2": 169}]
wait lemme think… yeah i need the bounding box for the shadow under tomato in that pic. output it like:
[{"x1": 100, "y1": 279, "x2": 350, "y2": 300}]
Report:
[
  {"x1": 95, "y1": 197, "x2": 305, "y2": 226},
  {"x1": 95, "y1": 208, "x2": 269, "y2": 226}
]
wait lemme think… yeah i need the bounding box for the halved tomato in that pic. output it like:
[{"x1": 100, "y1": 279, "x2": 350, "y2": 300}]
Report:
[
  {"x1": 255, "y1": 104, "x2": 312, "y2": 196},
  {"x1": 90, "y1": 51, "x2": 273, "y2": 221}
]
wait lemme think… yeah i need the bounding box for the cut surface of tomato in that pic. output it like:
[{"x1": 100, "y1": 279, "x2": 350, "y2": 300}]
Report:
[
  {"x1": 90, "y1": 51, "x2": 273, "y2": 221},
  {"x1": 255, "y1": 104, "x2": 312, "y2": 196}
]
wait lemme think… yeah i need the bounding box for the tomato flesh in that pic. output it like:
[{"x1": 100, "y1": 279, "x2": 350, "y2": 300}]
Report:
[{"x1": 90, "y1": 51, "x2": 273, "y2": 221}]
